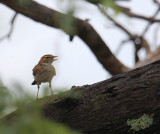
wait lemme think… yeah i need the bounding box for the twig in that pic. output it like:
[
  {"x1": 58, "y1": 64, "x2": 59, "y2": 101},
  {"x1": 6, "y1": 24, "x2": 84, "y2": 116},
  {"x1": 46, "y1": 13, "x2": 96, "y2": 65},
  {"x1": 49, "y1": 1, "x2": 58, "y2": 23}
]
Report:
[
  {"x1": 154, "y1": 0, "x2": 160, "y2": 6},
  {"x1": 117, "y1": 4, "x2": 160, "y2": 22},
  {"x1": 114, "y1": 0, "x2": 131, "y2": 2},
  {"x1": 0, "y1": 12, "x2": 17, "y2": 41},
  {"x1": 141, "y1": 7, "x2": 160, "y2": 37},
  {"x1": 115, "y1": 39, "x2": 130, "y2": 55},
  {"x1": 97, "y1": 4, "x2": 151, "y2": 62},
  {"x1": 97, "y1": 5, "x2": 133, "y2": 38},
  {"x1": 86, "y1": 1, "x2": 160, "y2": 22},
  {"x1": 153, "y1": 23, "x2": 160, "y2": 48}
]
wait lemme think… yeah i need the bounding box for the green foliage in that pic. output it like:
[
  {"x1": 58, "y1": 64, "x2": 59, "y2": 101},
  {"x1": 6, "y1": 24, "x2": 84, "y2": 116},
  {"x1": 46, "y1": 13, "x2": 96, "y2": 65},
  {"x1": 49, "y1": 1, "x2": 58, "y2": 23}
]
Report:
[
  {"x1": 57, "y1": 0, "x2": 77, "y2": 36},
  {"x1": 60, "y1": 10, "x2": 76, "y2": 36},
  {"x1": 86, "y1": 0, "x2": 121, "y2": 13},
  {"x1": 0, "y1": 82, "x2": 14, "y2": 118},
  {"x1": 102, "y1": 0, "x2": 121, "y2": 13},
  {"x1": 0, "y1": 81, "x2": 80, "y2": 134},
  {"x1": 127, "y1": 114, "x2": 154, "y2": 132}
]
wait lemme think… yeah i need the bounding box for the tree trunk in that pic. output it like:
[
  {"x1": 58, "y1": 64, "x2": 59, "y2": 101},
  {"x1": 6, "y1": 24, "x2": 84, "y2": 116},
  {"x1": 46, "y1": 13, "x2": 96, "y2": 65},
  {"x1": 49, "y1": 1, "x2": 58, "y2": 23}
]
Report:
[{"x1": 4, "y1": 61, "x2": 160, "y2": 134}]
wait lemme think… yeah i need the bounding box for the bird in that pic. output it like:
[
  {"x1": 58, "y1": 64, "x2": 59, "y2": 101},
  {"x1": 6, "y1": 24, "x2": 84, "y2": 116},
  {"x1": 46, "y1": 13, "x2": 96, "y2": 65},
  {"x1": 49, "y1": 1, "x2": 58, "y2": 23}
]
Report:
[{"x1": 31, "y1": 54, "x2": 57, "y2": 99}]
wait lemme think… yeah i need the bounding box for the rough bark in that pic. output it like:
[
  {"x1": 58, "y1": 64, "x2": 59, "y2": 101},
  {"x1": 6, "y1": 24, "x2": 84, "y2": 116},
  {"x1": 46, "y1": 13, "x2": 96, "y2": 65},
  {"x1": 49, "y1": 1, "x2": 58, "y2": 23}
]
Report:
[
  {"x1": 41, "y1": 61, "x2": 160, "y2": 134},
  {"x1": 0, "y1": 0, "x2": 130, "y2": 75},
  {"x1": 5, "y1": 61, "x2": 160, "y2": 134}
]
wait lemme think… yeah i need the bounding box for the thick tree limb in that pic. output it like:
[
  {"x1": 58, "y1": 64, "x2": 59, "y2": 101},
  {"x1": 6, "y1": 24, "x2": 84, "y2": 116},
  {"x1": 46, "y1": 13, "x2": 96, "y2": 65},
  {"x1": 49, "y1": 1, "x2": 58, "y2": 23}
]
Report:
[
  {"x1": 42, "y1": 61, "x2": 160, "y2": 134},
  {"x1": 0, "y1": 0, "x2": 130, "y2": 75},
  {"x1": 4, "y1": 61, "x2": 160, "y2": 134}
]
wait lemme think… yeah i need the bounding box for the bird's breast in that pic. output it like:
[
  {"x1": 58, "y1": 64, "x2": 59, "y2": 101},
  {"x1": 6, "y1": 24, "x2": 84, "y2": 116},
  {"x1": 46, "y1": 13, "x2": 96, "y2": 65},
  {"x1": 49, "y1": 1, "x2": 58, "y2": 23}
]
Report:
[{"x1": 34, "y1": 64, "x2": 56, "y2": 83}]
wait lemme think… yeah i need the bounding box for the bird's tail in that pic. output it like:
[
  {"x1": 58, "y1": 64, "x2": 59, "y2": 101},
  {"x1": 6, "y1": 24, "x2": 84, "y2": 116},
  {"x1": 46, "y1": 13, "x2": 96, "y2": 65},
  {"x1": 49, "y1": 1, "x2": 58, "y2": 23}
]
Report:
[{"x1": 31, "y1": 80, "x2": 37, "y2": 85}]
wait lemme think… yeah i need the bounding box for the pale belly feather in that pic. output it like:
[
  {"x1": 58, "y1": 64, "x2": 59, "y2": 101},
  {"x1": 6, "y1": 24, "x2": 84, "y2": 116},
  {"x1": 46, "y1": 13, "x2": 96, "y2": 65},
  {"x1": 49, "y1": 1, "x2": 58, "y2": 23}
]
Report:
[{"x1": 34, "y1": 64, "x2": 56, "y2": 83}]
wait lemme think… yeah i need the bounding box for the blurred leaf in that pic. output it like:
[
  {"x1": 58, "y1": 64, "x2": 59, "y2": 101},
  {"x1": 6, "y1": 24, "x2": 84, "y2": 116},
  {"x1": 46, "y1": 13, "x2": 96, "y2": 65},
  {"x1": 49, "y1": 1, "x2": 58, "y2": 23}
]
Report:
[
  {"x1": 0, "y1": 81, "x2": 14, "y2": 117},
  {"x1": 60, "y1": 9, "x2": 76, "y2": 36},
  {"x1": 0, "y1": 81, "x2": 81, "y2": 134},
  {"x1": 102, "y1": 0, "x2": 121, "y2": 13},
  {"x1": 86, "y1": 0, "x2": 121, "y2": 13}
]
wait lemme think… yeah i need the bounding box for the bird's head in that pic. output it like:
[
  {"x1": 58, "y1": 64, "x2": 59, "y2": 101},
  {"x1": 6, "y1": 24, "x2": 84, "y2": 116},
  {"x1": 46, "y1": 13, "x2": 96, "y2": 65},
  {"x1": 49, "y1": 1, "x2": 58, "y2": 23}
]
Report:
[{"x1": 39, "y1": 54, "x2": 58, "y2": 64}]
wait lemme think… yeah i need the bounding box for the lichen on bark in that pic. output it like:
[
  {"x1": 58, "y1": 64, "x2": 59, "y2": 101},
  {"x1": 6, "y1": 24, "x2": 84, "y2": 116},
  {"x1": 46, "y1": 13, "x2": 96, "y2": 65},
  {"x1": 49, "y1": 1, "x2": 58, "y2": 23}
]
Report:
[{"x1": 127, "y1": 114, "x2": 154, "y2": 132}]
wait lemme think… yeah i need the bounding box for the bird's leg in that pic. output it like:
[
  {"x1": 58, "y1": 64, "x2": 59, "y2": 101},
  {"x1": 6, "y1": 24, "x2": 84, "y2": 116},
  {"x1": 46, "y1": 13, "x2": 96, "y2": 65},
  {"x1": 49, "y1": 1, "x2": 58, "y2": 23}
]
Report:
[
  {"x1": 49, "y1": 82, "x2": 53, "y2": 95},
  {"x1": 37, "y1": 85, "x2": 40, "y2": 100}
]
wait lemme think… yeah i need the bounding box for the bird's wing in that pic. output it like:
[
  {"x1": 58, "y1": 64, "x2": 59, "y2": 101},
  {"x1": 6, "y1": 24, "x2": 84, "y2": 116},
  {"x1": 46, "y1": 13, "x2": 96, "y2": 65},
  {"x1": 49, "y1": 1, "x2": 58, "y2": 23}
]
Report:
[{"x1": 32, "y1": 64, "x2": 43, "y2": 76}]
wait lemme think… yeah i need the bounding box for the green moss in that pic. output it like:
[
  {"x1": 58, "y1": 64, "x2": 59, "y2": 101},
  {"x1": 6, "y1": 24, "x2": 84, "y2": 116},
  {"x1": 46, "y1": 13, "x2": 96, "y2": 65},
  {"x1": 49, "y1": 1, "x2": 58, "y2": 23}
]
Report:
[
  {"x1": 40, "y1": 89, "x2": 82, "y2": 105},
  {"x1": 95, "y1": 95, "x2": 108, "y2": 103},
  {"x1": 91, "y1": 95, "x2": 108, "y2": 111},
  {"x1": 127, "y1": 114, "x2": 154, "y2": 132},
  {"x1": 16, "y1": 0, "x2": 32, "y2": 6}
]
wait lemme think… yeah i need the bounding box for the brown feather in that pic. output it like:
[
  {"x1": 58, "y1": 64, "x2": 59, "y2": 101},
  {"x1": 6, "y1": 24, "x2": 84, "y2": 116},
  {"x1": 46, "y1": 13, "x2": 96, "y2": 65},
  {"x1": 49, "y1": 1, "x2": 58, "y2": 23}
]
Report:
[{"x1": 32, "y1": 64, "x2": 42, "y2": 76}]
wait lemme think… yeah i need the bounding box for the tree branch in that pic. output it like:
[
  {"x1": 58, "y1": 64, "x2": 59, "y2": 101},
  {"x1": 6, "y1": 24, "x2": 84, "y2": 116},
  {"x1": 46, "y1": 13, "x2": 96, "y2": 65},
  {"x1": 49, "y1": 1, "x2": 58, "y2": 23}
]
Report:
[
  {"x1": 141, "y1": 7, "x2": 160, "y2": 37},
  {"x1": 135, "y1": 47, "x2": 160, "y2": 68},
  {"x1": 0, "y1": 0, "x2": 130, "y2": 75},
  {"x1": 86, "y1": 0, "x2": 160, "y2": 23},
  {"x1": 3, "y1": 60, "x2": 160, "y2": 133},
  {"x1": 117, "y1": 4, "x2": 160, "y2": 23},
  {"x1": 154, "y1": 0, "x2": 160, "y2": 6}
]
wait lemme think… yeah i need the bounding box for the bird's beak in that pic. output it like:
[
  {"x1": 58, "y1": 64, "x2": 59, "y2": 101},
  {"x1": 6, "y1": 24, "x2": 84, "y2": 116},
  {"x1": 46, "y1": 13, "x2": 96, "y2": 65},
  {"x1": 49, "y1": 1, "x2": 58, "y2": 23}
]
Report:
[{"x1": 53, "y1": 56, "x2": 58, "y2": 61}]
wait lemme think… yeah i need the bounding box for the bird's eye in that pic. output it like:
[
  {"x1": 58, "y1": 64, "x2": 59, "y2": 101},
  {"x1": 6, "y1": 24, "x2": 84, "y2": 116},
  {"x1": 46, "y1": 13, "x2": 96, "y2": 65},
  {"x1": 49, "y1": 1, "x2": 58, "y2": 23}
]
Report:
[{"x1": 46, "y1": 57, "x2": 52, "y2": 59}]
